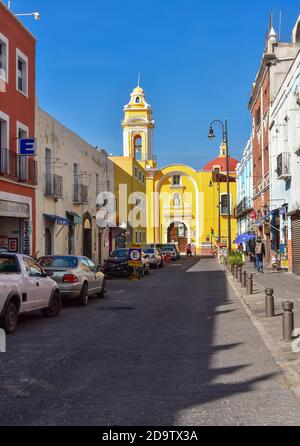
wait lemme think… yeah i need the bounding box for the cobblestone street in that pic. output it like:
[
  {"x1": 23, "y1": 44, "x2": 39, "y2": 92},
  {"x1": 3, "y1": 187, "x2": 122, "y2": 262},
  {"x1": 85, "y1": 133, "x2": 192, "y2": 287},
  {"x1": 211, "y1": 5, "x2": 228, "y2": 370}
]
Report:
[{"x1": 1, "y1": 258, "x2": 300, "y2": 426}]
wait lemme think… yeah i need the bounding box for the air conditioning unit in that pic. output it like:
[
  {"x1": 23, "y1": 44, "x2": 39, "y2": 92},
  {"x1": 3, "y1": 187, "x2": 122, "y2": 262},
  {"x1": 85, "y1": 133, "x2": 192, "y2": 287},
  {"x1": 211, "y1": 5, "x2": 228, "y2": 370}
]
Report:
[{"x1": 276, "y1": 153, "x2": 291, "y2": 180}]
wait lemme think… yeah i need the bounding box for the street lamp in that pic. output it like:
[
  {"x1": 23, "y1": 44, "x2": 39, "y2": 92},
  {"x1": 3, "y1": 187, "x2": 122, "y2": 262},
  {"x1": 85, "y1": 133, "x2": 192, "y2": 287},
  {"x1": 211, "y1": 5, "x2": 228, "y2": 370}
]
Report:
[
  {"x1": 208, "y1": 119, "x2": 232, "y2": 254},
  {"x1": 8, "y1": 1, "x2": 41, "y2": 20}
]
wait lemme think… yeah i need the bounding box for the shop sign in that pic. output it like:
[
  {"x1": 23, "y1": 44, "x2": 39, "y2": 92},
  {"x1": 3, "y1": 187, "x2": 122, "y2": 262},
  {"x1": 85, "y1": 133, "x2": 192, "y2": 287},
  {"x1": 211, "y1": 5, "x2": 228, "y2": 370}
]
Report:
[
  {"x1": 23, "y1": 220, "x2": 31, "y2": 255},
  {"x1": 8, "y1": 238, "x2": 18, "y2": 253},
  {"x1": 0, "y1": 200, "x2": 30, "y2": 218}
]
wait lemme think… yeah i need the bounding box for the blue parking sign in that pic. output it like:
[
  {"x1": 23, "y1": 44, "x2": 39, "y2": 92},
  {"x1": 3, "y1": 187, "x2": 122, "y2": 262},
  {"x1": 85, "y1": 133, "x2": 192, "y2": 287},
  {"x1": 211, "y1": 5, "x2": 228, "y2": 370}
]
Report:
[{"x1": 19, "y1": 138, "x2": 36, "y2": 156}]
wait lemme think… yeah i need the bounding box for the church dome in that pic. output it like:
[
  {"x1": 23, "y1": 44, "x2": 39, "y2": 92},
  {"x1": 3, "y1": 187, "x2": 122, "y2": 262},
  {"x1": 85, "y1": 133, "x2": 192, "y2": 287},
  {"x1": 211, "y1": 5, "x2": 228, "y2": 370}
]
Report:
[
  {"x1": 203, "y1": 155, "x2": 238, "y2": 172},
  {"x1": 203, "y1": 143, "x2": 239, "y2": 172}
]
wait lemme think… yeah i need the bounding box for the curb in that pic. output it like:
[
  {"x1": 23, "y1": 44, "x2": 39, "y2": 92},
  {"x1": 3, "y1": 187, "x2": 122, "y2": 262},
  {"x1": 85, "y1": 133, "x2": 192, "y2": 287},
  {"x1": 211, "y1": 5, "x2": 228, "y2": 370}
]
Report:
[{"x1": 225, "y1": 269, "x2": 300, "y2": 401}]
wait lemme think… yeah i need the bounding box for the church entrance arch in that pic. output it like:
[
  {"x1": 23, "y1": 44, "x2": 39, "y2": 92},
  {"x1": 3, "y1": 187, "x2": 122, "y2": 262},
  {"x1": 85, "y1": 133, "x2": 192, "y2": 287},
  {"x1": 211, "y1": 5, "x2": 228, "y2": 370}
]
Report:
[{"x1": 167, "y1": 221, "x2": 189, "y2": 254}]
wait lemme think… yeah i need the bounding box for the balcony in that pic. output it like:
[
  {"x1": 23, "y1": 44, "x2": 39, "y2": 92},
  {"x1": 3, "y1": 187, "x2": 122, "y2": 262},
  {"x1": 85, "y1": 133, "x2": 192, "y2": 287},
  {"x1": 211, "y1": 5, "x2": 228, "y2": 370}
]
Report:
[
  {"x1": 276, "y1": 152, "x2": 291, "y2": 180},
  {"x1": 73, "y1": 183, "x2": 88, "y2": 204},
  {"x1": 236, "y1": 197, "x2": 252, "y2": 217},
  {"x1": 0, "y1": 148, "x2": 37, "y2": 185},
  {"x1": 45, "y1": 174, "x2": 63, "y2": 198}
]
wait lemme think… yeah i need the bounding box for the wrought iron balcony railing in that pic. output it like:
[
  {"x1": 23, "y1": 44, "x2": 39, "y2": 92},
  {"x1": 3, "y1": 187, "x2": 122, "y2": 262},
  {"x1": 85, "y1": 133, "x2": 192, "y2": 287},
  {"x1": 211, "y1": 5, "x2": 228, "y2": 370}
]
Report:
[
  {"x1": 73, "y1": 183, "x2": 88, "y2": 204},
  {"x1": 45, "y1": 174, "x2": 63, "y2": 198},
  {"x1": 0, "y1": 148, "x2": 37, "y2": 185}
]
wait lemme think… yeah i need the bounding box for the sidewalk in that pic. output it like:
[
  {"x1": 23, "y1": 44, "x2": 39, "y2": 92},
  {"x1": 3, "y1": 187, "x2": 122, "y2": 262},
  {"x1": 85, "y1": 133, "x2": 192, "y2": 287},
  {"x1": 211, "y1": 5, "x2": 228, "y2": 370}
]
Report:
[{"x1": 225, "y1": 263, "x2": 300, "y2": 399}]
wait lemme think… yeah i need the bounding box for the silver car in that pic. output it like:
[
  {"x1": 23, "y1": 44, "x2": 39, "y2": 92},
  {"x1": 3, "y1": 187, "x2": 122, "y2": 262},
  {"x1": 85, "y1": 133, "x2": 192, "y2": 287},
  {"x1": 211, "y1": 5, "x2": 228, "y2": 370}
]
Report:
[{"x1": 38, "y1": 256, "x2": 106, "y2": 306}]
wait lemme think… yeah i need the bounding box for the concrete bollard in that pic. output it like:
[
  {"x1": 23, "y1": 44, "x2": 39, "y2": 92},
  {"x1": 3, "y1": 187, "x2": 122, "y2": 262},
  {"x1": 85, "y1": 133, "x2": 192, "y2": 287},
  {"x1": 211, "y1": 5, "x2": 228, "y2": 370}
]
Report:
[
  {"x1": 265, "y1": 288, "x2": 275, "y2": 318},
  {"x1": 238, "y1": 267, "x2": 243, "y2": 285},
  {"x1": 241, "y1": 271, "x2": 247, "y2": 288},
  {"x1": 282, "y1": 301, "x2": 294, "y2": 342},
  {"x1": 247, "y1": 274, "x2": 253, "y2": 295}
]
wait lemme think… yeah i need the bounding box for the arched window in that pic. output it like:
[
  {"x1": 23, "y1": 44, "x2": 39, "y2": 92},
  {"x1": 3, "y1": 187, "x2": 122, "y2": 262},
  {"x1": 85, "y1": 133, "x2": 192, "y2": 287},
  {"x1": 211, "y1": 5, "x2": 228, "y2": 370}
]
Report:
[
  {"x1": 135, "y1": 97, "x2": 140, "y2": 104},
  {"x1": 45, "y1": 228, "x2": 52, "y2": 256},
  {"x1": 134, "y1": 136, "x2": 142, "y2": 160}
]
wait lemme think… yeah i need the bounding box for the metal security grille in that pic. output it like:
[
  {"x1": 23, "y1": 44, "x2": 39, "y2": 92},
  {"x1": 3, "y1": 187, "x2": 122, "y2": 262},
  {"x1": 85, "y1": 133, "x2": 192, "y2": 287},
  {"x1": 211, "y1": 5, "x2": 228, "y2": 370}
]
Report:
[{"x1": 291, "y1": 216, "x2": 300, "y2": 276}]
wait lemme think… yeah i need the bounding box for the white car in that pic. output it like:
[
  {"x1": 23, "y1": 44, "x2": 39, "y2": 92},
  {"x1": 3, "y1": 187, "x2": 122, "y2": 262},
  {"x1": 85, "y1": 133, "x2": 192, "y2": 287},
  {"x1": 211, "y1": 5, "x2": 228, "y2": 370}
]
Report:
[{"x1": 0, "y1": 254, "x2": 62, "y2": 334}]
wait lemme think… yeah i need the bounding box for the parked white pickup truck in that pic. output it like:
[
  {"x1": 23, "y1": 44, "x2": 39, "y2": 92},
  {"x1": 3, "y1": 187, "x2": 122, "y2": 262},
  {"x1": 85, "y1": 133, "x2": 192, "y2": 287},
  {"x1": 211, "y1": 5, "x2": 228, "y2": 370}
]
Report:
[{"x1": 0, "y1": 254, "x2": 62, "y2": 334}]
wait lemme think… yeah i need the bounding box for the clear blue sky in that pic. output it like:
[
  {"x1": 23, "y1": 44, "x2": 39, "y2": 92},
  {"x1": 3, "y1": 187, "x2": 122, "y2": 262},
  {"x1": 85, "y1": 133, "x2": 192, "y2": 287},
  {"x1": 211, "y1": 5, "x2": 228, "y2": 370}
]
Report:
[{"x1": 9, "y1": 0, "x2": 300, "y2": 168}]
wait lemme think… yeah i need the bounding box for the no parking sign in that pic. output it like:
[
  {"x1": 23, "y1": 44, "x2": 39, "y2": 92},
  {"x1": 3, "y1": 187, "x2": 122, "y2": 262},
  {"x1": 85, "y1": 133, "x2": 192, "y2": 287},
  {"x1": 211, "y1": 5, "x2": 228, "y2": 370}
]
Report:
[{"x1": 128, "y1": 248, "x2": 142, "y2": 267}]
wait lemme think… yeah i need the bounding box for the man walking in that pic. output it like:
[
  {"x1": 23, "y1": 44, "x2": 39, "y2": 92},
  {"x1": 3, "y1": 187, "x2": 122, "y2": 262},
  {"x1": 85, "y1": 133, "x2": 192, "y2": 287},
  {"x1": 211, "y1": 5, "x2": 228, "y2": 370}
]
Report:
[{"x1": 255, "y1": 237, "x2": 265, "y2": 274}]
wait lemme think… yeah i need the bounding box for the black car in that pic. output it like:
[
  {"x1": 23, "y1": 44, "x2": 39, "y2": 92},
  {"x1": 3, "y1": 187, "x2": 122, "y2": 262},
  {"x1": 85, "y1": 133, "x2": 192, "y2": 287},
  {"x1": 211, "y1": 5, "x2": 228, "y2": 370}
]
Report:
[{"x1": 104, "y1": 249, "x2": 150, "y2": 279}]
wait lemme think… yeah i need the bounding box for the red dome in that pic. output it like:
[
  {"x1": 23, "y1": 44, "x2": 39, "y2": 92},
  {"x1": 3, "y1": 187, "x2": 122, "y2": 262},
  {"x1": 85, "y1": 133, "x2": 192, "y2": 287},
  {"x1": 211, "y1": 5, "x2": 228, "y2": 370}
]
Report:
[{"x1": 203, "y1": 156, "x2": 238, "y2": 172}]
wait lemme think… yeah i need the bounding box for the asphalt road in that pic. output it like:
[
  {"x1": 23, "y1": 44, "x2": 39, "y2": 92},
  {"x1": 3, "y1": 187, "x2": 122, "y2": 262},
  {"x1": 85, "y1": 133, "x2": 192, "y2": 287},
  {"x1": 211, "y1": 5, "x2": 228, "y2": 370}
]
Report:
[{"x1": 1, "y1": 257, "x2": 300, "y2": 426}]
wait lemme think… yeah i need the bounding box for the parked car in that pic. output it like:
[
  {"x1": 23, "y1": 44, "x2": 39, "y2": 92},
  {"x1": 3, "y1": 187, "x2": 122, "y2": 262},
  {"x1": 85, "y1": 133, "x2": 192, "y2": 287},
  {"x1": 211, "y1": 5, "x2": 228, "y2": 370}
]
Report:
[
  {"x1": 104, "y1": 249, "x2": 150, "y2": 278},
  {"x1": 143, "y1": 248, "x2": 164, "y2": 269},
  {"x1": 0, "y1": 254, "x2": 62, "y2": 334},
  {"x1": 161, "y1": 246, "x2": 178, "y2": 261},
  {"x1": 163, "y1": 244, "x2": 181, "y2": 260},
  {"x1": 0, "y1": 247, "x2": 8, "y2": 253},
  {"x1": 38, "y1": 256, "x2": 106, "y2": 306}
]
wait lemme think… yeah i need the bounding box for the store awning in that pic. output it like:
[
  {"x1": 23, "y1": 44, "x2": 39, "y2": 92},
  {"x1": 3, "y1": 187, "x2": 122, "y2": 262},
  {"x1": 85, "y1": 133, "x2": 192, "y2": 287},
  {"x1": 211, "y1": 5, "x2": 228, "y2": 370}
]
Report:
[
  {"x1": 252, "y1": 211, "x2": 275, "y2": 227},
  {"x1": 234, "y1": 233, "x2": 256, "y2": 244},
  {"x1": 66, "y1": 211, "x2": 82, "y2": 225},
  {"x1": 44, "y1": 214, "x2": 69, "y2": 225}
]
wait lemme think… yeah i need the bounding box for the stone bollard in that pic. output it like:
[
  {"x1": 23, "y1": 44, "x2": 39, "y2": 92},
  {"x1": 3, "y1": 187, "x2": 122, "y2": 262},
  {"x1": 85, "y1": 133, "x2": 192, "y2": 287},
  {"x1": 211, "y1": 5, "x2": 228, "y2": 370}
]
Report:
[
  {"x1": 234, "y1": 265, "x2": 238, "y2": 281},
  {"x1": 282, "y1": 301, "x2": 294, "y2": 342},
  {"x1": 238, "y1": 267, "x2": 243, "y2": 285},
  {"x1": 241, "y1": 271, "x2": 247, "y2": 288},
  {"x1": 246, "y1": 274, "x2": 253, "y2": 295},
  {"x1": 265, "y1": 288, "x2": 275, "y2": 318}
]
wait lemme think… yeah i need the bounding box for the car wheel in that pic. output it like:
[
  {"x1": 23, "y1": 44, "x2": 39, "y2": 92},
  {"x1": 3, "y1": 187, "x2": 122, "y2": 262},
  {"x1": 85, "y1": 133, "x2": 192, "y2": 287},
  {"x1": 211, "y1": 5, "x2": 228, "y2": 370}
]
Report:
[
  {"x1": 1, "y1": 302, "x2": 18, "y2": 334},
  {"x1": 78, "y1": 283, "x2": 89, "y2": 306},
  {"x1": 42, "y1": 291, "x2": 62, "y2": 318},
  {"x1": 97, "y1": 279, "x2": 107, "y2": 299}
]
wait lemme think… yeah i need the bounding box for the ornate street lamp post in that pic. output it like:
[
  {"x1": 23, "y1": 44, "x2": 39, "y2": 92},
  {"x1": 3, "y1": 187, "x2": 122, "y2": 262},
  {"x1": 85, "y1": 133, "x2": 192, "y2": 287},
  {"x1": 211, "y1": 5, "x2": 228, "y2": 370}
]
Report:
[{"x1": 208, "y1": 119, "x2": 232, "y2": 254}]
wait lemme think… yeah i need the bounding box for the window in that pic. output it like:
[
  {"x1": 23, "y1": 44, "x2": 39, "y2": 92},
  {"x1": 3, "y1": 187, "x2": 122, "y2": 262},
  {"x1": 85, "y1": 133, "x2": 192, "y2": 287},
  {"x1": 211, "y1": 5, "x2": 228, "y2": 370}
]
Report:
[
  {"x1": 16, "y1": 49, "x2": 28, "y2": 96},
  {"x1": 255, "y1": 107, "x2": 261, "y2": 128},
  {"x1": 0, "y1": 111, "x2": 9, "y2": 173},
  {"x1": 135, "y1": 97, "x2": 140, "y2": 104},
  {"x1": 220, "y1": 194, "x2": 232, "y2": 215},
  {"x1": 0, "y1": 33, "x2": 8, "y2": 82},
  {"x1": 17, "y1": 122, "x2": 29, "y2": 181},
  {"x1": 135, "y1": 230, "x2": 138, "y2": 243},
  {"x1": 213, "y1": 166, "x2": 220, "y2": 173},
  {"x1": 24, "y1": 257, "x2": 44, "y2": 278},
  {"x1": 172, "y1": 175, "x2": 181, "y2": 186},
  {"x1": 134, "y1": 166, "x2": 138, "y2": 179},
  {"x1": 142, "y1": 173, "x2": 145, "y2": 184},
  {"x1": 134, "y1": 136, "x2": 142, "y2": 160},
  {"x1": 139, "y1": 170, "x2": 142, "y2": 182}
]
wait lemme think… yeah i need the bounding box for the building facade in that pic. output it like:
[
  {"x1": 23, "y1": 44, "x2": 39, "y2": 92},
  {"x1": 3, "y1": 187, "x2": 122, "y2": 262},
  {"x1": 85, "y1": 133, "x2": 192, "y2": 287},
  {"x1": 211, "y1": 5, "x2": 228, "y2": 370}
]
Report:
[
  {"x1": 0, "y1": 3, "x2": 37, "y2": 255},
  {"x1": 236, "y1": 139, "x2": 253, "y2": 236},
  {"x1": 249, "y1": 22, "x2": 300, "y2": 264},
  {"x1": 117, "y1": 85, "x2": 238, "y2": 254},
  {"x1": 269, "y1": 44, "x2": 300, "y2": 274},
  {"x1": 35, "y1": 108, "x2": 114, "y2": 264}
]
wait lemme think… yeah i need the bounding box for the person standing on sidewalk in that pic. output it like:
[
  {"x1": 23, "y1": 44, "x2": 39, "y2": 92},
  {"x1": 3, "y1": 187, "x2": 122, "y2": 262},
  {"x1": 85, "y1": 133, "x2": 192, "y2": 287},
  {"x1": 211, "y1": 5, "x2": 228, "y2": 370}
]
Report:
[{"x1": 255, "y1": 237, "x2": 265, "y2": 273}]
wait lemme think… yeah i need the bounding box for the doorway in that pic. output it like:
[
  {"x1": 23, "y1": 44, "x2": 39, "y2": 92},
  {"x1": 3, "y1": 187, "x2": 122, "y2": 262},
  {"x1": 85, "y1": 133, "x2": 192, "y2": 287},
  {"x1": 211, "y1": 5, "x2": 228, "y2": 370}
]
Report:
[
  {"x1": 167, "y1": 222, "x2": 188, "y2": 253},
  {"x1": 83, "y1": 214, "x2": 92, "y2": 259}
]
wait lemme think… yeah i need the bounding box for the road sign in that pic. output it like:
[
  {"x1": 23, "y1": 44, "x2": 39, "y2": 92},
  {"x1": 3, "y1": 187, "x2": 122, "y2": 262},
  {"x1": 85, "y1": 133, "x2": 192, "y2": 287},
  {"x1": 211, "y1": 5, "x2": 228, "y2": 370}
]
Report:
[
  {"x1": 249, "y1": 211, "x2": 256, "y2": 220},
  {"x1": 128, "y1": 248, "x2": 142, "y2": 267},
  {"x1": 19, "y1": 138, "x2": 36, "y2": 156}
]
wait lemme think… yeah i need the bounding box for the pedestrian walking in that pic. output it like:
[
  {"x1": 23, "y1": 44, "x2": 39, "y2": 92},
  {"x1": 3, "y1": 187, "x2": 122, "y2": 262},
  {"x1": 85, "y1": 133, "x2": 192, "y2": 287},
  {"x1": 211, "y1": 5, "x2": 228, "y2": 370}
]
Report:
[
  {"x1": 186, "y1": 244, "x2": 192, "y2": 257},
  {"x1": 255, "y1": 237, "x2": 265, "y2": 273}
]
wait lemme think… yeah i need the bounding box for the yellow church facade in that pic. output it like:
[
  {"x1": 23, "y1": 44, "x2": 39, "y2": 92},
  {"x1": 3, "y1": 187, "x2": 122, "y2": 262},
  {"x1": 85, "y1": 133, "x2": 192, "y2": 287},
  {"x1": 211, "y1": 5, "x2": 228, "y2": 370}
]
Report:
[{"x1": 111, "y1": 84, "x2": 238, "y2": 254}]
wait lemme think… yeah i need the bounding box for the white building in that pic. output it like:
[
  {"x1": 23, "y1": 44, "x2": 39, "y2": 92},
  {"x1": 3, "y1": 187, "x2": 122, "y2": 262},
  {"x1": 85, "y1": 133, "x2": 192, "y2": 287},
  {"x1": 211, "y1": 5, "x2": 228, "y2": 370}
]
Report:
[
  {"x1": 236, "y1": 139, "x2": 253, "y2": 236},
  {"x1": 35, "y1": 107, "x2": 114, "y2": 264},
  {"x1": 269, "y1": 20, "x2": 300, "y2": 274}
]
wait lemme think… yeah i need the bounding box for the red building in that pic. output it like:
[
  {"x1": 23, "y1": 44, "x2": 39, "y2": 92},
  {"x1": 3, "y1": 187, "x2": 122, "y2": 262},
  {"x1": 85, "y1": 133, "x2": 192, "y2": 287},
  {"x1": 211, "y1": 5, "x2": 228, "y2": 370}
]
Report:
[
  {"x1": 0, "y1": 2, "x2": 36, "y2": 255},
  {"x1": 249, "y1": 26, "x2": 299, "y2": 264}
]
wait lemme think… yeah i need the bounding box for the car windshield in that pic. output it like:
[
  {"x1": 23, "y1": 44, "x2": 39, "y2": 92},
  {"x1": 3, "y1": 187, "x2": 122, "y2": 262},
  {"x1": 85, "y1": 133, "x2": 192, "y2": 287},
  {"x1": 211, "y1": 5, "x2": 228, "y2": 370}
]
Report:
[
  {"x1": 111, "y1": 250, "x2": 129, "y2": 258},
  {"x1": 0, "y1": 256, "x2": 19, "y2": 274},
  {"x1": 144, "y1": 249, "x2": 155, "y2": 254},
  {"x1": 39, "y1": 256, "x2": 78, "y2": 268}
]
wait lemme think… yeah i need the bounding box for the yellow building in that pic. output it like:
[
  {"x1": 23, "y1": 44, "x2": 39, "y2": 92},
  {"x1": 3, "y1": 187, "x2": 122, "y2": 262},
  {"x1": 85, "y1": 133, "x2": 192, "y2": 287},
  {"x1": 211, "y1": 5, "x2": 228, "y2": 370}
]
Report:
[{"x1": 111, "y1": 84, "x2": 238, "y2": 254}]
